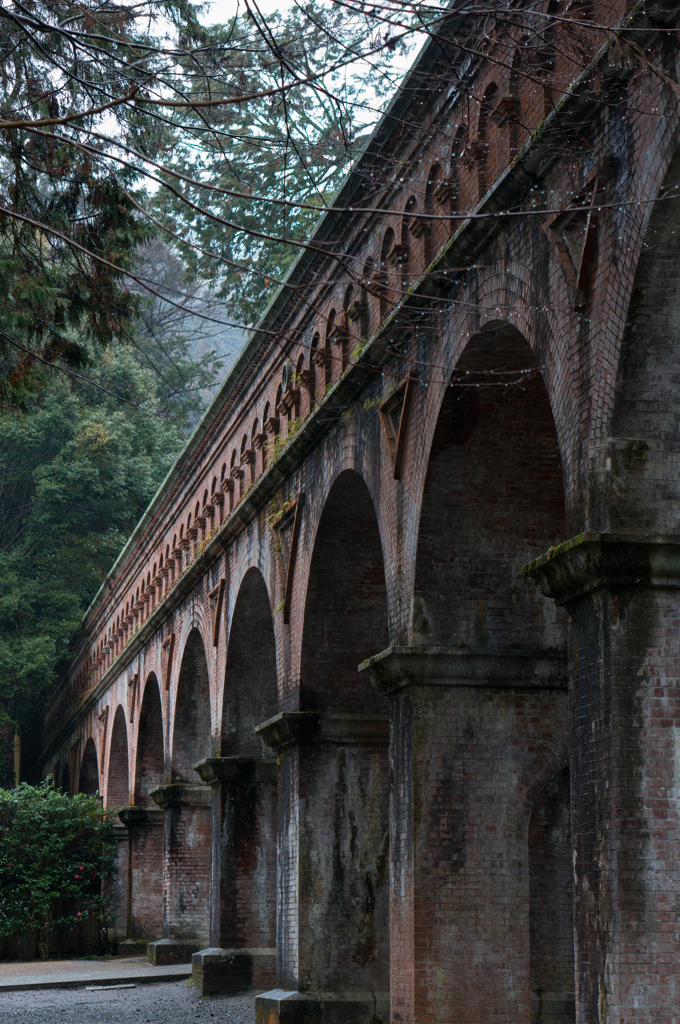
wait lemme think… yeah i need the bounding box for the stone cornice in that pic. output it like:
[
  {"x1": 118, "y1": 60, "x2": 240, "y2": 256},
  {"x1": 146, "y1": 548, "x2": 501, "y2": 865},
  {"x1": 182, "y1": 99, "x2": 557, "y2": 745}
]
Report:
[
  {"x1": 358, "y1": 646, "x2": 567, "y2": 695},
  {"x1": 117, "y1": 806, "x2": 164, "y2": 828},
  {"x1": 255, "y1": 712, "x2": 389, "y2": 750},
  {"x1": 193, "y1": 756, "x2": 277, "y2": 786},
  {"x1": 522, "y1": 533, "x2": 680, "y2": 606},
  {"x1": 149, "y1": 783, "x2": 212, "y2": 809}
]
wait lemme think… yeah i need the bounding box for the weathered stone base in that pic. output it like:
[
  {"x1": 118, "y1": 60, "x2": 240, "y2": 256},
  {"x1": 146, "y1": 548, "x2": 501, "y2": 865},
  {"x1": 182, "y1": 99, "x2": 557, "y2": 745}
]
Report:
[
  {"x1": 118, "y1": 937, "x2": 156, "y2": 956},
  {"x1": 147, "y1": 938, "x2": 204, "y2": 965},
  {"x1": 254, "y1": 989, "x2": 389, "y2": 1024},
  {"x1": 192, "y1": 947, "x2": 276, "y2": 995}
]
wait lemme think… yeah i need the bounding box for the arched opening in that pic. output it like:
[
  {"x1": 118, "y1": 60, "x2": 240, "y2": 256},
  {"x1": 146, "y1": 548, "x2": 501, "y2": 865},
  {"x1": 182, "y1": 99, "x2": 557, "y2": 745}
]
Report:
[
  {"x1": 164, "y1": 629, "x2": 212, "y2": 949},
  {"x1": 134, "y1": 674, "x2": 164, "y2": 803},
  {"x1": 529, "y1": 768, "x2": 574, "y2": 1024},
  {"x1": 107, "y1": 706, "x2": 129, "y2": 807},
  {"x1": 171, "y1": 630, "x2": 211, "y2": 780},
  {"x1": 215, "y1": 568, "x2": 278, "y2": 969},
  {"x1": 300, "y1": 470, "x2": 389, "y2": 711},
  {"x1": 408, "y1": 322, "x2": 570, "y2": 1023},
  {"x1": 296, "y1": 469, "x2": 390, "y2": 999},
  {"x1": 414, "y1": 323, "x2": 565, "y2": 649},
  {"x1": 61, "y1": 759, "x2": 71, "y2": 794},
  {"x1": 222, "y1": 568, "x2": 278, "y2": 755},
  {"x1": 128, "y1": 673, "x2": 164, "y2": 943},
  {"x1": 78, "y1": 737, "x2": 99, "y2": 795}
]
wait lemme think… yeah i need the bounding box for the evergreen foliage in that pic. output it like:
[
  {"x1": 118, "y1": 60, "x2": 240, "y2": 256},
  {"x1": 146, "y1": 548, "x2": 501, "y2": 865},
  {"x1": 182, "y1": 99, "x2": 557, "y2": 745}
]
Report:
[{"x1": 0, "y1": 780, "x2": 116, "y2": 959}]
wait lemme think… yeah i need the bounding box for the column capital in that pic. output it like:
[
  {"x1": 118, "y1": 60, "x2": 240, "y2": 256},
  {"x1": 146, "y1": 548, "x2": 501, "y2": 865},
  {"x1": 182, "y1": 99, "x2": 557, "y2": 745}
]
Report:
[
  {"x1": 359, "y1": 646, "x2": 566, "y2": 695},
  {"x1": 117, "y1": 805, "x2": 164, "y2": 827},
  {"x1": 255, "y1": 711, "x2": 388, "y2": 750},
  {"x1": 193, "y1": 756, "x2": 277, "y2": 785},
  {"x1": 522, "y1": 532, "x2": 680, "y2": 605},
  {"x1": 149, "y1": 783, "x2": 212, "y2": 809}
]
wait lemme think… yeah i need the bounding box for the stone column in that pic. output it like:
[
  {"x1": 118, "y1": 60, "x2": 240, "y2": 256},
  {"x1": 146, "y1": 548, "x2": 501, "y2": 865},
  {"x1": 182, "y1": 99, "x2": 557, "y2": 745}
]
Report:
[
  {"x1": 106, "y1": 820, "x2": 130, "y2": 944},
  {"x1": 254, "y1": 712, "x2": 390, "y2": 1024},
  {"x1": 361, "y1": 647, "x2": 569, "y2": 1024},
  {"x1": 525, "y1": 533, "x2": 680, "y2": 1024},
  {"x1": 117, "y1": 806, "x2": 164, "y2": 952},
  {"x1": 191, "y1": 756, "x2": 277, "y2": 996},
  {"x1": 147, "y1": 783, "x2": 212, "y2": 965}
]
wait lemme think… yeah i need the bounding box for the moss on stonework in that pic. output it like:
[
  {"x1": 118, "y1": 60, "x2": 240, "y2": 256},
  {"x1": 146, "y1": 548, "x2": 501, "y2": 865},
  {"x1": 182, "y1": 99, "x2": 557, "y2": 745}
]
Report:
[{"x1": 521, "y1": 533, "x2": 585, "y2": 582}]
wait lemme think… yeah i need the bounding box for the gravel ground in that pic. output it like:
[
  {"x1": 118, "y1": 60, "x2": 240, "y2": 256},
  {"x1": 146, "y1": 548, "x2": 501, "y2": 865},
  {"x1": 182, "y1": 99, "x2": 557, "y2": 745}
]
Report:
[{"x1": 0, "y1": 979, "x2": 256, "y2": 1023}]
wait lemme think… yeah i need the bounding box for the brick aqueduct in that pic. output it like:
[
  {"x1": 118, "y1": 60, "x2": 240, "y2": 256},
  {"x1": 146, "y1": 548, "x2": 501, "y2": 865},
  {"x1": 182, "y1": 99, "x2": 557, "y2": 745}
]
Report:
[{"x1": 41, "y1": 1, "x2": 680, "y2": 1021}]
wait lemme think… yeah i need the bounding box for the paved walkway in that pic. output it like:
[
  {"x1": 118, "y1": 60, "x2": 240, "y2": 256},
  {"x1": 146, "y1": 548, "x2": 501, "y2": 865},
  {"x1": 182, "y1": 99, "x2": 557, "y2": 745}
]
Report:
[{"x1": 0, "y1": 956, "x2": 191, "y2": 991}]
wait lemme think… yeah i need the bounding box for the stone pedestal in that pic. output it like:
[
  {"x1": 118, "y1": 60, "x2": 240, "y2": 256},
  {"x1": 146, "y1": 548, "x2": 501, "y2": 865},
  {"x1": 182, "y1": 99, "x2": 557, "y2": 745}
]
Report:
[
  {"x1": 360, "y1": 646, "x2": 570, "y2": 1024},
  {"x1": 118, "y1": 806, "x2": 164, "y2": 947},
  {"x1": 254, "y1": 712, "x2": 390, "y2": 1024},
  {"x1": 147, "y1": 783, "x2": 212, "y2": 965},
  {"x1": 191, "y1": 756, "x2": 277, "y2": 995},
  {"x1": 525, "y1": 533, "x2": 680, "y2": 1024}
]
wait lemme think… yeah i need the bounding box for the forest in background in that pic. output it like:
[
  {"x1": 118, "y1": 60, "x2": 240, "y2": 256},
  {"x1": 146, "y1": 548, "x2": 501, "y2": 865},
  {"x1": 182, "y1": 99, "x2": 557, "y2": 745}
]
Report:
[{"x1": 0, "y1": 0, "x2": 425, "y2": 780}]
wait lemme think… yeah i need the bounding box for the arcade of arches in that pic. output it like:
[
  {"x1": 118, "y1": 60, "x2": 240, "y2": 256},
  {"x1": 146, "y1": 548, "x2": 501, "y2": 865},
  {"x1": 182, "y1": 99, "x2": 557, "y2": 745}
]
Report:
[{"x1": 42, "y1": 4, "x2": 680, "y2": 1023}]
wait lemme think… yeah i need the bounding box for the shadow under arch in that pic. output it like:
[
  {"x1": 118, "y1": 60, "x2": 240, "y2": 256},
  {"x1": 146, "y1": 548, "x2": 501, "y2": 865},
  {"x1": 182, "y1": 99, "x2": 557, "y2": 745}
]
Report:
[
  {"x1": 397, "y1": 320, "x2": 572, "y2": 1024},
  {"x1": 171, "y1": 628, "x2": 211, "y2": 780},
  {"x1": 203, "y1": 566, "x2": 278, "y2": 992},
  {"x1": 610, "y1": 142, "x2": 680, "y2": 531},
  {"x1": 300, "y1": 468, "x2": 389, "y2": 712},
  {"x1": 155, "y1": 627, "x2": 212, "y2": 954},
  {"x1": 222, "y1": 567, "x2": 277, "y2": 756},
  {"x1": 414, "y1": 320, "x2": 566, "y2": 650},
  {"x1": 78, "y1": 737, "x2": 99, "y2": 795},
  {"x1": 107, "y1": 705, "x2": 129, "y2": 807},
  {"x1": 289, "y1": 467, "x2": 389, "y2": 1006},
  {"x1": 123, "y1": 672, "x2": 165, "y2": 945},
  {"x1": 135, "y1": 673, "x2": 164, "y2": 802}
]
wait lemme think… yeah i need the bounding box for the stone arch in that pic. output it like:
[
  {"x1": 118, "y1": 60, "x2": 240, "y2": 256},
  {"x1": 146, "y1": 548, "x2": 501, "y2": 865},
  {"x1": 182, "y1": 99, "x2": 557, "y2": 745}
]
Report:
[
  {"x1": 413, "y1": 320, "x2": 567, "y2": 650},
  {"x1": 222, "y1": 567, "x2": 278, "y2": 756},
  {"x1": 171, "y1": 628, "x2": 212, "y2": 780},
  {"x1": 107, "y1": 705, "x2": 129, "y2": 807},
  {"x1": 528, "y1": 767, "x2": 574, "y2": 1024},
  {"x1": 61, "y1": 759, "x2": 71, "y2": 794},
  {"x1": 609, "y1": 142, "x2": 680, "y2": 532},
  {"x1": 296, "y1": 467, "x2": 390, "y2": 998},
  {"x1": 300, "y1": 467, "x2": 389, "y2": 712},
  {"x1": 134, "y1": 673, "x2": 164, "y2": 803},
  {"x1": 78, "y1": 736, "x2": 99, "y2": 795}
]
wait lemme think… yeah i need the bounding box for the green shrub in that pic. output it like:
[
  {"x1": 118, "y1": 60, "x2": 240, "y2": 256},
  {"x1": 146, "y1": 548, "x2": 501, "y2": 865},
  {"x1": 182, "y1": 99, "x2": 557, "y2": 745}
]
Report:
[{"x1": 0, "y1": 780, "x2": 117, "y2": 959}]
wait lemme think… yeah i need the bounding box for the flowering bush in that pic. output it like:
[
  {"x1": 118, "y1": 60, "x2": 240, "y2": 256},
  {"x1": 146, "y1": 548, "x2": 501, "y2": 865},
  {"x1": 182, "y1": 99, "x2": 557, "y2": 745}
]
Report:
[{"x1": 0, "y1": 780, "x2": 116, "y2": 958}]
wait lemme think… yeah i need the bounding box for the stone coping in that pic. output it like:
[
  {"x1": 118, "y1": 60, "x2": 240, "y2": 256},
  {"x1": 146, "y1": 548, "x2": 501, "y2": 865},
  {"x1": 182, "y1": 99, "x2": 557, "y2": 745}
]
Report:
[
  {"x1": 255, "y1": 712, "x2": 389, "y2": 750},
  {"x1": 193, "y1": 756, "x2": 278, "y2": 785},
  {"x1": 522, "y1": 532, "x2": 680, "y2": 605},
  {"x1": 148, "y1": 783, "x2": 211, "y2": 809},
  {"x1": 358, "y1": 646, "x2": 567, "y2": 694}
]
